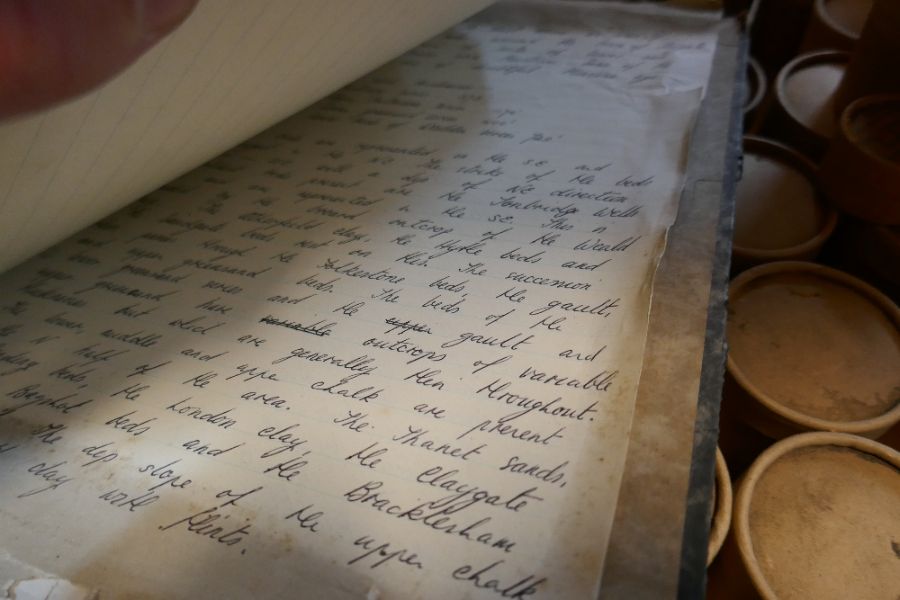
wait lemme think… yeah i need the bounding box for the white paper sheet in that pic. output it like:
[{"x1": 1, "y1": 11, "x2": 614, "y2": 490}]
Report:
[{"x1": 0, "y1": 0, "x2": 493, "y2": 275}]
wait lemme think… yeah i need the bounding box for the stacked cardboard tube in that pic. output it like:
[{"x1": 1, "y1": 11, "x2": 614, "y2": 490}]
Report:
[{"x1": 707, "y1": 1, "x2": 900, "y2": 597}]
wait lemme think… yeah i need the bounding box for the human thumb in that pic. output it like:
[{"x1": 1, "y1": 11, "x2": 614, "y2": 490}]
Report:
[{"x1": 0, "y1": 0, "x2": 198, "y2": 119}]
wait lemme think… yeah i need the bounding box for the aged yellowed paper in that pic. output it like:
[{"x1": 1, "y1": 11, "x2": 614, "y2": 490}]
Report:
[{"x1": 0, "y1": 2, "x2": 717, "y2": 598}]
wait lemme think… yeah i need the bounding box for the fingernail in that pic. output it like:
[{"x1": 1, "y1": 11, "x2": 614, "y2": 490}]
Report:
[{"x1": 134, "y1": 0, "x2": 197, "y2": 38}]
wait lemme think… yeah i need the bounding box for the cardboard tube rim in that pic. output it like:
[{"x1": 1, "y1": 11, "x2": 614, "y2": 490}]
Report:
[
  {"x1": 726, "y1": 261, "x2": 900, "y2": 435},
  {"x1": 774, "y1": 50, "x2": 850, "y2": 145},
  {"x1": 838, "y1": 93, "x2": 900, "y2": 171},
  {"x1": 733, "y1": 431, "x2": 900, "y2": 599},
  {"x1": 733, "y1": 136, "x2": 838, "y2": 261},
  {"x1": 707, "y1": 446, "x2": 732, "y2": 566}
]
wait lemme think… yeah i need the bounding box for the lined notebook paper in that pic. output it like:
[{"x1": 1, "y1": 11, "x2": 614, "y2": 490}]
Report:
[
  {"x1": 0, "y1": 2, "x2": 718, "y2": 598},
  {"x1": 0, "y1": 0, "x2": 493, "y2": 274}
]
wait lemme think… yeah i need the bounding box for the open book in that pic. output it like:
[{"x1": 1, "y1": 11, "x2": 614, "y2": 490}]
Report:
[{"x1": 0, "y1": 2, "x2": 721, "y2": 598}]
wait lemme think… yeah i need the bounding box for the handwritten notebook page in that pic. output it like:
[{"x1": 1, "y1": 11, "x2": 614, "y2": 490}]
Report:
[
  {"x1": 0, "y1": 2, "x2": 717, "y2": 598},
  {"x1": 0, "y1": 0, "x2": 493, "y2": 275}
]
